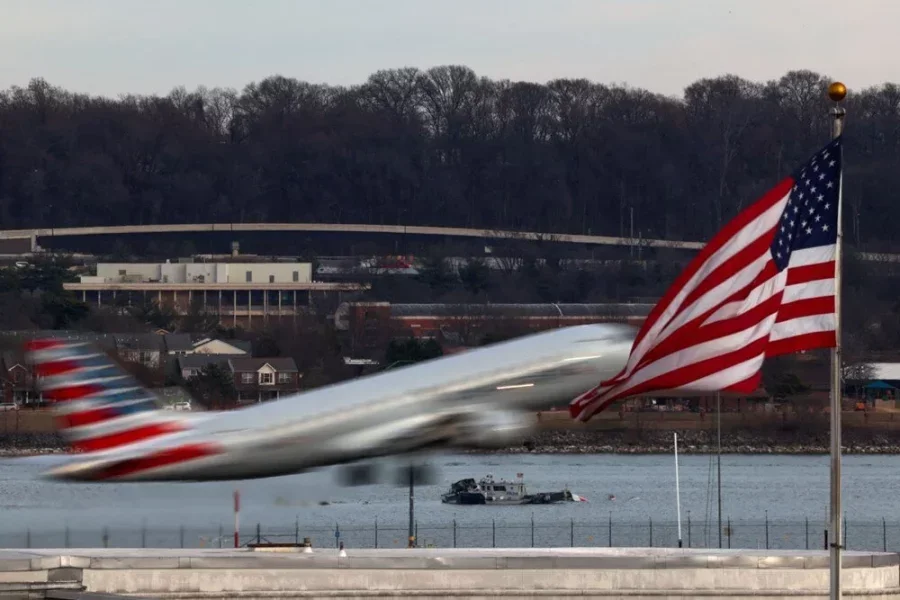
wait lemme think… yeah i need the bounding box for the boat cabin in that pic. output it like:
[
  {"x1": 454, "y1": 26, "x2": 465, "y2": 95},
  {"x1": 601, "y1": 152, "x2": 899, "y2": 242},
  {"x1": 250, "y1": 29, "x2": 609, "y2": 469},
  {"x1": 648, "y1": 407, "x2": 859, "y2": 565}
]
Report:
[{"x1": 478, "y1": 474, "x2": 527, "y2": 501}]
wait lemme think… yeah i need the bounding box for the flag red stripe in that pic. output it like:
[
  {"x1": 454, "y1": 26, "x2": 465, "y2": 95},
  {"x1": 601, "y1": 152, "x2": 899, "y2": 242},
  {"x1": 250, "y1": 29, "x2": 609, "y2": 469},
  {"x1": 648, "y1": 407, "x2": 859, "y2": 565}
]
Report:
[
  {"x1": 786, "y1": 260, "x2": 835, "y2": 285},
  {"x1": 775, "y1": 296, "x2": 835, "y2": 323},
  {"x1": 630, "y1": 178, "x2": 793, "y2": 350},
  {"x1": 723, "y1": 372, "x2": 762, "y2": 393},
  {"x1": 72, "y1": 421, "x2": 185, "y2": 453},
  {"x1": 765, "y1": 331, "x2": 837, "y2": 358}
]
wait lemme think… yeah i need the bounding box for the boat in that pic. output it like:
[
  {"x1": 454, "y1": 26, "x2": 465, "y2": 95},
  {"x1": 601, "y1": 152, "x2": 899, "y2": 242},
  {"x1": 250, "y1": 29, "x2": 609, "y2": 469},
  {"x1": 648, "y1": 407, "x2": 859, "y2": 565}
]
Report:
[{"x1": 440, "y1": 473, "x2": 586, "y2": 505}]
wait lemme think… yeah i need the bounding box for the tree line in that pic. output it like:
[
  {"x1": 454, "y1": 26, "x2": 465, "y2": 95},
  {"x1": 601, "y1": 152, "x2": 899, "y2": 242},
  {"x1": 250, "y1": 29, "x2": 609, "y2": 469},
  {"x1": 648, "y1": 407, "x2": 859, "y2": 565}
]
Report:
[{"x1": 1, "y1": 68, "x2": 899, "y2": 251}]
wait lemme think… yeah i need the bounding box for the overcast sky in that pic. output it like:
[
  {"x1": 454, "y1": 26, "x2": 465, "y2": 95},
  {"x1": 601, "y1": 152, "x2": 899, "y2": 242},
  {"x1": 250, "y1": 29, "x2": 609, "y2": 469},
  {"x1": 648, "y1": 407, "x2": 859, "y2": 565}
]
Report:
[{"x1": 2, "y1": 0, "x2": 897, "y2": 99}]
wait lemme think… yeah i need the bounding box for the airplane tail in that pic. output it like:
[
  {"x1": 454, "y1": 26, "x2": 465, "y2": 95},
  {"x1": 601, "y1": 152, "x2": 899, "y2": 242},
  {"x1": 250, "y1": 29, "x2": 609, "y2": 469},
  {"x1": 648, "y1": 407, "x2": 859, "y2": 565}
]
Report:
[{"x1": 24, "y1": 338, "x2": 194, "y2": 455}]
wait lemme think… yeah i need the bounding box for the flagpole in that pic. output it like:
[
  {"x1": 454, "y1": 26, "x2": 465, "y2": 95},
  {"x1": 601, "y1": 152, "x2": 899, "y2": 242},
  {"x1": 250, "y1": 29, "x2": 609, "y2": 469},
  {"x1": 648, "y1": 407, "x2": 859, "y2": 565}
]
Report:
[{"x1": 827, "y1": 80, "x2": 847, "y2": 600}]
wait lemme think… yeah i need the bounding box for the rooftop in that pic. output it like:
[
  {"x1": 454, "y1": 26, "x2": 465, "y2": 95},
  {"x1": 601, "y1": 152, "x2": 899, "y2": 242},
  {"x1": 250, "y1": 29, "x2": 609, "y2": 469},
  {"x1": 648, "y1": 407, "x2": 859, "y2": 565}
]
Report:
[{"x1": 227, "y1": 357, "x2": 299, "y2": 372}]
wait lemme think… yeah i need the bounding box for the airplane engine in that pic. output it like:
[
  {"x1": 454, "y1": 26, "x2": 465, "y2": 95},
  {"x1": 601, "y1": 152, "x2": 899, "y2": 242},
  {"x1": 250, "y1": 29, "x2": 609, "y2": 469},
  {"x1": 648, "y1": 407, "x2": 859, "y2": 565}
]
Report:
[{"x1": 453, "y1": 410, "x2": 536, "y2": 450}]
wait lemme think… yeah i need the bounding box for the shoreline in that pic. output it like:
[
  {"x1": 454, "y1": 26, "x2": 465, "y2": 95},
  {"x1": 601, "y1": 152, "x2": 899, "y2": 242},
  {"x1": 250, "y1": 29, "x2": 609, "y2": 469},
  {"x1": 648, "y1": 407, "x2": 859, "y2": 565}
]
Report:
[
  {"x1": 5, "y1": 446, "x2": 900, "y2": 458},
  {"x1": 5, "y1": 428, "x2": 900, "y2": 458}
]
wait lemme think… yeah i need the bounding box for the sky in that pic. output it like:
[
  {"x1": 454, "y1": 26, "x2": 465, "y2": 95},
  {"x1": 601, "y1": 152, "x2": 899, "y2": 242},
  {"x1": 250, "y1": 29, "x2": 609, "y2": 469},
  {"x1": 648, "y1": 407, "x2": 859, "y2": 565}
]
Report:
[{"x1": 1, "y1": 0, "x2": 898, "y2": 99}]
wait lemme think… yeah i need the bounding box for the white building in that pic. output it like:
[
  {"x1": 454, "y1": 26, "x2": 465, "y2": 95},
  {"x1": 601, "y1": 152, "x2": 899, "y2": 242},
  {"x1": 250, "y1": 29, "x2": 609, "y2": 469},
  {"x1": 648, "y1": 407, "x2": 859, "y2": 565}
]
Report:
[
  {"x1": 94, "y1": 262, "x2": 313, "y2": 285},
  {"x1": 65, "y1": 262, "x2": 367, "y2": 329}
]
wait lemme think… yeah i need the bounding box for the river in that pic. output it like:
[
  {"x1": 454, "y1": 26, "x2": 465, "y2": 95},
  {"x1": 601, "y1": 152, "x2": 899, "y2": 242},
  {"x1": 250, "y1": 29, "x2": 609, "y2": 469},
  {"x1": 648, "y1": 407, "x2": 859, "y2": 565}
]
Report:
[{"x1": 1, "y1": 452, "x2": 898, "y2": 551}]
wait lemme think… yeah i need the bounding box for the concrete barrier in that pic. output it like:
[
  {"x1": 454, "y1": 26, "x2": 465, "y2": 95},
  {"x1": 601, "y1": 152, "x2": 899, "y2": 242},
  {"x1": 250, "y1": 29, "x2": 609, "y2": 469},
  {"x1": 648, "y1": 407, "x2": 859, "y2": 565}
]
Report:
[{"x1": 1, "y1": 547, "x2": 899, "y2": 599}]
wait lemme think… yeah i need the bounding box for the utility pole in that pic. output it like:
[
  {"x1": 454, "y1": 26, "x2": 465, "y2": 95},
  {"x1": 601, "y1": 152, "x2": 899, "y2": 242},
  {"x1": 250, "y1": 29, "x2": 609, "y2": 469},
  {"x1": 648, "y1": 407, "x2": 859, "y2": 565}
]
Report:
[{"x1": 408, "y1": 465, "x2": 415, "y2": 548}]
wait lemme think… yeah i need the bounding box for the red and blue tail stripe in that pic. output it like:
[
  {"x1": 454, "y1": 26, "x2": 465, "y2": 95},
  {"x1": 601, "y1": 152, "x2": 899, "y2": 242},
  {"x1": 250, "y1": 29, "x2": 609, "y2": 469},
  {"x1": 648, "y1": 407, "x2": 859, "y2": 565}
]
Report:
[{"x1": 25, "y1": 338, "x2": 190, "y2": 455}]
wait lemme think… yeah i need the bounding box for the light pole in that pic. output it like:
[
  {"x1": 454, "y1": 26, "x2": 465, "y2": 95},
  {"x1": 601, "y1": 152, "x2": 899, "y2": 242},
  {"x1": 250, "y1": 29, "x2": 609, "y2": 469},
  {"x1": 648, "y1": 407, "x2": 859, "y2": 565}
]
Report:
[{"x1": 381, "y1": 359, "x2": 417, "y2": 547}]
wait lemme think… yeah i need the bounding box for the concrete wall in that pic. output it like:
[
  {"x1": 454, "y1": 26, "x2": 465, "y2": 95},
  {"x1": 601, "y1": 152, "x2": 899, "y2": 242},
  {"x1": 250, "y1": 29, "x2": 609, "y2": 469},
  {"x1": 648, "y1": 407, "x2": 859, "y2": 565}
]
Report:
[
  {"x1": 185, "y1": 263, "x2": 217, "y2": 283},
  {"x1": 160, "y1": 262, "x2": 187, "y2": 283},
  {"x1": 221, "y1": 263, "x2": 312, "y2": 284},
  {"x1": 92, "y1": 262, "x2": 313, "y2": 284},
  {"x1": 96, "y1": 263, "x2": 162, "y2": 282},
  {"x1": 2, "y1": 548, "x2": 899, "y2": 599}
]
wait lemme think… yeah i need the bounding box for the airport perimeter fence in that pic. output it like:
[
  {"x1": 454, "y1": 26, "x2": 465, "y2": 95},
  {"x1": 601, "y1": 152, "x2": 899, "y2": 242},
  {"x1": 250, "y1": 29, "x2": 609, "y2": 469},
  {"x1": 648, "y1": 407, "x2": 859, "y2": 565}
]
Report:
[{"x1": 0, "y1": 516, "x2": 898, "y2": 552}]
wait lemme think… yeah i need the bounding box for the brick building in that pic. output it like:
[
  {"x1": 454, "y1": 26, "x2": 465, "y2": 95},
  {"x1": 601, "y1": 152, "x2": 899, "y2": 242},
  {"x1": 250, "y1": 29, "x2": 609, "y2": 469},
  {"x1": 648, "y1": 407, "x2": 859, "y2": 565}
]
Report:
[{"x1": 335, "y1": 302, "x2": 655, "y2": 356}]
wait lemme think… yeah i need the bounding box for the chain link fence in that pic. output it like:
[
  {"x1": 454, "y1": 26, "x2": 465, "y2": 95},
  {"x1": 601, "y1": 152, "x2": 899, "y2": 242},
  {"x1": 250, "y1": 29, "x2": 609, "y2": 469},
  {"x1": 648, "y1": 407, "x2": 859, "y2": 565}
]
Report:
[{"x1": 0, "y1": 516, "x2": 895, "y2": 551}]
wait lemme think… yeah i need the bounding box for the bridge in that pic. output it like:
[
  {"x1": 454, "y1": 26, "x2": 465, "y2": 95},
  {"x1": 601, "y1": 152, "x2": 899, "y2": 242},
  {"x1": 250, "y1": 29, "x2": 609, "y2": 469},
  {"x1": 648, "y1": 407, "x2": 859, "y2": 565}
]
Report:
[{"x1": 1, "y1": 222, "x2": 898, "y2": 262}]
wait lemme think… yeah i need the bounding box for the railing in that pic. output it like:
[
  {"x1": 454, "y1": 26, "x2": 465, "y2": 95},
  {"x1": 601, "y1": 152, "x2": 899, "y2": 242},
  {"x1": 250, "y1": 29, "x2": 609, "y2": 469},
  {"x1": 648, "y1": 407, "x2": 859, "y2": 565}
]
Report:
[{"x1": 1, "y1": 517, "x2": 896, "y2": 551}]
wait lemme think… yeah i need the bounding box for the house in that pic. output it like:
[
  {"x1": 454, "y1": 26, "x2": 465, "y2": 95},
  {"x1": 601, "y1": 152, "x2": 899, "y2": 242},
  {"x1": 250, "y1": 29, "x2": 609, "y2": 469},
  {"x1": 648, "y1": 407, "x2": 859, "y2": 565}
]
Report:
[
  {"x1": 177, "y1": 354, "x2": 243, "y2": 380},
  {"x1": 1, "y1": 351, "x2": 37, "y2": 405},
  {"x1": 187, "y1": 338, "x2": 252, "y2": 356},
  {"x1": 114, "y1": 334, "x2": 166, "y2": 368},
  {"x1": 228, "y1": 357, "x2": 301, "y2": 404},
  {"x1": 162, "y1": 333, "x2": 195, "y2": 356}
]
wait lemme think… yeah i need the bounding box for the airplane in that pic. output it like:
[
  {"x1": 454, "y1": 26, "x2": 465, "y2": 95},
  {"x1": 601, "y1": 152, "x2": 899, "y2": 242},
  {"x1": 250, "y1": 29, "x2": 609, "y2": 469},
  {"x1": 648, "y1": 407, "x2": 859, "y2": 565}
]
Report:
[{"x1": 23, "y1": 323, "x2": 636, "y2": 484}]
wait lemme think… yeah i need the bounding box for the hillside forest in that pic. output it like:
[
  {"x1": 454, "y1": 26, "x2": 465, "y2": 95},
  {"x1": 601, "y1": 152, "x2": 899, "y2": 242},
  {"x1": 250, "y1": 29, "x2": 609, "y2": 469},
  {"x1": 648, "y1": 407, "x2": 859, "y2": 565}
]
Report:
[{"x1": 1, "y1": 67, "x2": 900, "y2": 398}]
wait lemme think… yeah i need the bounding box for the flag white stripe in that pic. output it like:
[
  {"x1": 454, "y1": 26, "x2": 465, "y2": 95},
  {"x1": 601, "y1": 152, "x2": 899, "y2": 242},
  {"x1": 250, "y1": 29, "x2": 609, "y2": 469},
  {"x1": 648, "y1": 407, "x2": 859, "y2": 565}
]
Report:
[
  {"x1": 668, "y1": 355, "x2": 765, "y2": 392},
  {"x1": 786, "y1": 245, "x2": 836, "y2": 268},
  {"x1": 770, "y1": 315, "x2": 836, "y2": 341},
  {"x1": 783, "y1": 279, "x2": 834, "y2": 303}
]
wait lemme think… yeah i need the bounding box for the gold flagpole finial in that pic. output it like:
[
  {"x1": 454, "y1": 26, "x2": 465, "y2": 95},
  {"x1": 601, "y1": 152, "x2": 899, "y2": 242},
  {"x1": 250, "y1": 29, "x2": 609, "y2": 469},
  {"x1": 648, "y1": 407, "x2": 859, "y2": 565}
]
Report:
[{"x1": 828, "y1": 82, "x2": 847, "y2": 103}]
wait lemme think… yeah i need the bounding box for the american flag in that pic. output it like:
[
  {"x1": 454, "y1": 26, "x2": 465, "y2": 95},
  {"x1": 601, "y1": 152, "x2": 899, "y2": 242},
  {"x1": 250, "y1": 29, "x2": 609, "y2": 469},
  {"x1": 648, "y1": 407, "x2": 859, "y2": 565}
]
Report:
[{"x1": 571, "y1": 136, "x2": 842, "y2": 422}]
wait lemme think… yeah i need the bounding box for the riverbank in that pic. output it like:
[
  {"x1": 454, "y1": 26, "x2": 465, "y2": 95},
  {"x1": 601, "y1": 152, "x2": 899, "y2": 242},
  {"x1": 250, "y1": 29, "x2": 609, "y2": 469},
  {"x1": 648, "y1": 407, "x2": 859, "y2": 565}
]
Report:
[
  {"x1": 5, "y1": 428, "x2": 900, "y2": 457},
  {"x1": 509, "y1": 428, "x2": 900, "y2": 454}
]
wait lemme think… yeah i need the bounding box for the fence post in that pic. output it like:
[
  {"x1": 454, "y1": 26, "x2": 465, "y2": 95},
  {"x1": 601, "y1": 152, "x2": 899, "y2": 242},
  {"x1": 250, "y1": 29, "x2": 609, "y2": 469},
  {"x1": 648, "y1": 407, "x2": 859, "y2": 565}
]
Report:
[
  {"x1": 375, "y1": 518, "x2": 379, "y2": 549},
  {"x1": 531, "y1": 513, "x2": 535, "y2": 548},
  {"x1": 765, "y1": 510, "x2": 769, "y2": 550},
  {"x1": 256, "y1": 523, "x2": 261, "y2": 545},
  {"x1": 805, "y1": 517, "x2": 809, "y2": 550},
  {"x1": 453, "y1": 519, "x2": 457, "y2": 548},
  {"x1": 570, "y1": 518, "x2": 574, "y2": 547},
  {"x1": 687, "y1": 511, "x2": 691, "y2": 548},
  {"x1": 649, "y1": 517, "x2": 653, "y2": 547},
  {"x1": 102, "y1": 527, "x2": 109, "y2": 548},
  {"x1": 884, "y1": 517, "x2": 887, "y2": 552},
  {"x1": 824, "y1": 529, "x2": 828, "y2": 551},
  {"x1": 492, "y1": 518, "x2": 496, "y2": 548},
  {"x1": 727, "y1": 517, "x2": 731, "y2": 549},
  {"x1": 844, "y1": 513, "x2": 848, "y2": 550},
  {"x1": 218, "y1": 525, "x2": 223, "y2": 549},
  {"x1": 180, "y1": 526, "x2": 185, "y2": 549},
  {"x1": 295, "y1": 518, "x2": 299, "y2": 545},
  {"x1": 608, "y1": 512, "x2": 612, "y2": 547}
]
